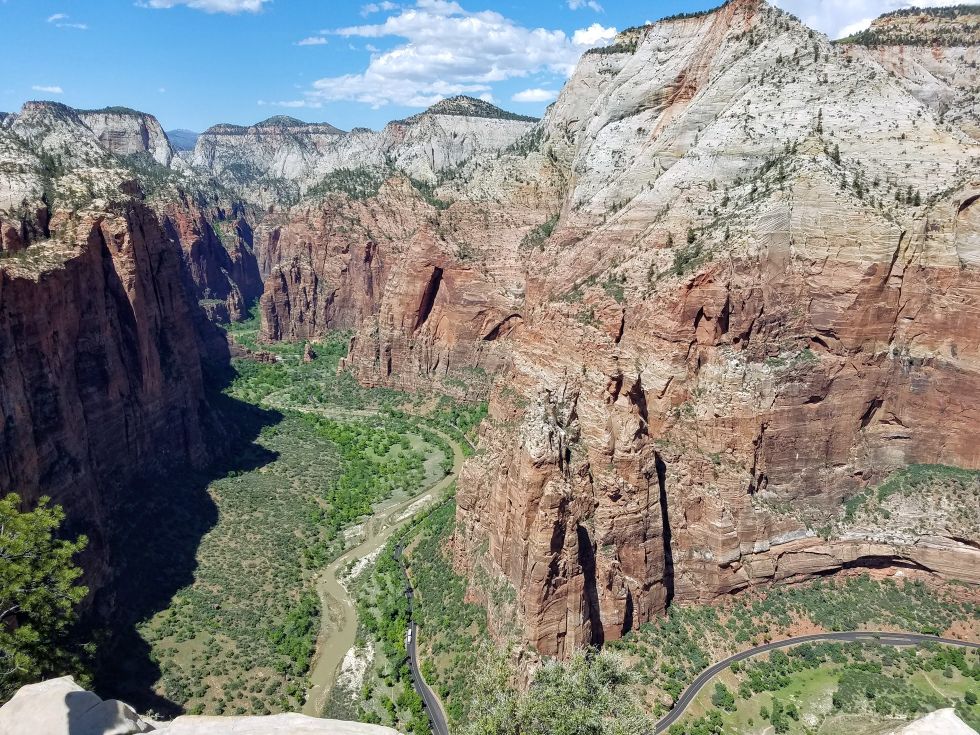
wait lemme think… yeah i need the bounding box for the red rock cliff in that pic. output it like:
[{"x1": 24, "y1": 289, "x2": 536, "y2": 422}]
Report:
[
  {"x1": 453, "y1": 0, "x2": 980, "y2": 656},
  {"x1": 0, "y1": 195, "x2": 219, "y2": 591}
]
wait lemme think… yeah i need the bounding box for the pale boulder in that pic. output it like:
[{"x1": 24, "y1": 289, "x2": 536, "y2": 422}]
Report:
[{"x1": 0, "y1": 677, "x2": 153, "y2": 735}]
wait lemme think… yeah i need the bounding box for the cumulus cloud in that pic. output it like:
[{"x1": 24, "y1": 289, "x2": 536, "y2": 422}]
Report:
[
  {"x1": 512, "y1": 88, "x2": 559, "y2": 103},
  {"x1": 771, "y1": 0, "x2": 968, "y2": 38},
  {"x1": 32, "y1": 85, "x2": 64, "y2": 94},
  {"x1": 293, "y1": 0, "x2": 616, "y2": 109},
  {"x1": 567, "y1": 0, "x2": 603, "y2": 11},
  {"x1": 297, "y1": 36, "x2": 328, "y2": 45},
  {"x1": 141, "y1": 0, "x2": 269, "y2": 13},
  {"x1": 572, "y1": 23, "x2": 616, "y2": 46}
]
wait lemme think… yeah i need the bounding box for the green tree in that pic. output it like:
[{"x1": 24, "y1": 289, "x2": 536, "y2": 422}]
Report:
[
  {"x1": 711, "y1": 682, "x2": 736, "y2": 711},
  {"x1": 0, "y1": 493, "x2": 88, "y2": 700},
  {"x1": 463, "y1": 648, "x2": 653, "y2": 735}
]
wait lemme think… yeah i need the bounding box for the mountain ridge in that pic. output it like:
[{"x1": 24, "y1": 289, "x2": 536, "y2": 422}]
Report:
[{"x1": 0, "y1": 0, "x2": 977, "y2": 691}]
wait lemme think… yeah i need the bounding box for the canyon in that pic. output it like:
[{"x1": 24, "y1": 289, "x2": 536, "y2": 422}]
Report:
[{"x1": 1, "y1": 0, "x2": 978, "y2": 683}]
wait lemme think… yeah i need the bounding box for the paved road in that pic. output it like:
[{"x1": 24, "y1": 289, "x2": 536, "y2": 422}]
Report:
[
  {"x1": 396, "y1": 544, "x2": 450, "y2": 735},
  {"x1": 654, "y1": 631, "x2": 980, "y2": 733}
]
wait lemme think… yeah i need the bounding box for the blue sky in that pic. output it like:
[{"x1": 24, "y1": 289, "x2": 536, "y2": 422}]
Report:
[{"x1": 0, "y1": 0, "x2": 963, "y2": 132}]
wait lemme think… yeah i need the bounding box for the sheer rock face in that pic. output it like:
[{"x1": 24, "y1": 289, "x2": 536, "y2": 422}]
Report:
[
  {"x1": 340, "y1": 187, "x2": 549, "y2": 399},
  {"x1": 160, "y1": 196, "x2": 263, "y2": 324},
  {"x1": 0, "y1": 105, "x2": 239, "y2": 595},
  {"x1": 453, "y1": 0, "x2": 980, "y2": 656},
  {"x1": 257, "y1": 172, "x2": 558, "y2": 397},
  {"x1": 76, "y1": 108, "x2": 178, "y2": 167},
  {"x1": 0, "y1": 198, "x2": 218, "y2": 592}
]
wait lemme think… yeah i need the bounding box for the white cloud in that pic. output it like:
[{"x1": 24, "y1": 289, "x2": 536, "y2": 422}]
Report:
[
  {"x1": 296, "y1": 0, "x2": 616, "y2": 108},
  {"x1": 770, "y1": 0, "x2": 967, "y2": 39},
  {"x1": 32, "y1": 85, "x2": 64, "y2": 94},
  {"x1": 572, "y1": 22, "x2": 616, "y2": 47},
  {"x1": 512, "y1": 88, "x2": 558, "y2": 103},
  {"x1": 47, "y1": 12, "x2": 87, "y2": 29},
  {"x1": 141, "y1": 0, "x2": 270, "y2": 13},
  {"x1": 297, "y1": 36, "x2": 328, "y2": 45},
  {"x1": 361, "y1": 1, "x2": 398, "y2": 14},
  {"x1": 567, "y1": 0, "x2": 603, "y2": 11}
]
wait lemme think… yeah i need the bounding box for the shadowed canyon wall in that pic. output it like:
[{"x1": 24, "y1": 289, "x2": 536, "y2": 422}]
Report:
[{"x1": 1, "y1": 0, "x2": 978, "y2": 664}]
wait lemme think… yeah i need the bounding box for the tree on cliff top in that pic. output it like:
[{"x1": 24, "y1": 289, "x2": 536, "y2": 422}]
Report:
[
  {"x1": 0, "y1": 493, "x2": 88, "y2": 701},
  {"x1": 463, "y1": 646, "x2": 653, "y2": 735}
]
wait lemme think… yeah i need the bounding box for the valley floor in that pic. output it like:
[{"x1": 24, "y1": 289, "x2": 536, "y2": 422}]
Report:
[
  {"x1": 93, "y1": 313, "x2": 978, "y2": 735},
  {"x1": 93, "y1": 312, "x2": 483, "y2": 720}
]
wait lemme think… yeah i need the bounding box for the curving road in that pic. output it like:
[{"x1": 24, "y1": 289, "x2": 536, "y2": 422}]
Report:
[
  {"x1": 654, "y1": 631, "x2": 980, "y2": 733},
  {"x1": 396, "y1": 544, "x2": 450, "y2": 735}
]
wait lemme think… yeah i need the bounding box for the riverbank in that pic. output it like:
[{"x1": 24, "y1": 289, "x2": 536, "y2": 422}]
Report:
[{"x1": 301, "y1": 418, "x2": 464, "y2": 716}]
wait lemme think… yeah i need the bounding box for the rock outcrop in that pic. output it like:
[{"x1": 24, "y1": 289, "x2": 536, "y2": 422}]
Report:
[
  {"x1": 840, "y1": 6, "x2": 980, "y2": 140},
  {"x1": 0, "y1": 195, "x2": 218, "y2": 592},
  {"x1": 0, "y1": 103, "x2": 254, "y2": 596},
  {"x1": 452, "y1": 0, "x2": 980, "y2": 656},
  {"x1": 191, "y1": 96, "x2": 537, "y2": 205},
  {"x1": 0, "y1": 678, "x2": 400, "y2": 735},
  {"x1": 76, "y1": 107, "x2": 178, "y2": 167}
]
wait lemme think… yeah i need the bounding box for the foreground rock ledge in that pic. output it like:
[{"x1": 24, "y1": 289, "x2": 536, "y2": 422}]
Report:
[
  {"x1": 0, "y1": 677, "x2": 400, "y2": 735},
  {"x1": 890, "y1": 708, "x2": 979, "y2": 735}
]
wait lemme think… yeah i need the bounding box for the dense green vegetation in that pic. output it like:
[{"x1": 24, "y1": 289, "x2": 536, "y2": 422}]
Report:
[
  {"x1": 307, "y1": 167, "x2": 387, "y2": 201},
  {"x1": 113, "y1": 408, "x2": 436, "y2": 715},
  {"x1": 344, "y1": 499, "x2": 492, "y2": 733},
  {"x1": 609, "y1": 574, "x2": 979, "y2": 713},
  {"x1": 668, "y1": 641, "x2": 980, "y2": 735},
  {"x1": 92, "y1": 306, "x2": 486, "y2": 716},
  {"x1": 223, "y1": 309, "x2": 401, "y2": 411},
  {"x1": 463, "y1": 648, "x2": 653, "y2": 735},
  {"x1": 0, "y1": 494, "x2": 88, "y2": 701}
]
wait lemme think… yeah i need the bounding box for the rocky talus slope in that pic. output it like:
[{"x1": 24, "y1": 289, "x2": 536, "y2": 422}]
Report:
[{"x1": 446, "y1": 0, "x2": 980, "y2": 655}]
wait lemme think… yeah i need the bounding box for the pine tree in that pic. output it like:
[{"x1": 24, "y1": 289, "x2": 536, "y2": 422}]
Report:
[{"x1": 0, "y1": 494, "x2": 88, "y2": 700}]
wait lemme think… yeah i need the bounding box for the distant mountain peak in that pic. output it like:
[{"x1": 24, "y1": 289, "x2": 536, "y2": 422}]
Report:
[
  {"x1": 254, "y1": 115, "x2": 308, "y2": 128},
  {"x1": 78, "y1": 105, "x2": 148, "y2": 118},
  {"x1": 411, "y1": 96, "x2": 539, "y2": 123},
  {"x1": 253, "y1": 116, "x2": 345, "y2": 135},
  {"x1": 202, "y1": 116, "x2": 347, "y2": 136}
]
